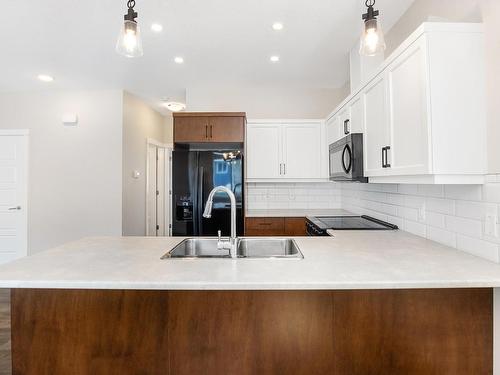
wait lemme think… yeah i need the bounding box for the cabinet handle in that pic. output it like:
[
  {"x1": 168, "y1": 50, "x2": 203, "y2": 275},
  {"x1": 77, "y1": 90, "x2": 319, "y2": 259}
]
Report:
[
  {"x1": 283, "y1": 164, "x2": 286, "y2": 175},
  {"x1": 382, "y1": 146, "x2": 391, "y2": 168},
  {"x1": 279, "y1": 163, "x2": 283, "y2": 175},
  {"x1": 205, "y1": 125, "x2": 208, "y2": 139},
  {"x1": 210, "y1": 125, "x2": 213, "y2": 138},
  {"x1": 344, "y1": 119, "x2": 350, "y2": 135}
]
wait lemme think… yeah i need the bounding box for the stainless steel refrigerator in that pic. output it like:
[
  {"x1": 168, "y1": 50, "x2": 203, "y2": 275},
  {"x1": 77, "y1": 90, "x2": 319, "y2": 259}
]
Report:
[{"x1": 172, "y1": 148, "x2": 244, "y2": 236}]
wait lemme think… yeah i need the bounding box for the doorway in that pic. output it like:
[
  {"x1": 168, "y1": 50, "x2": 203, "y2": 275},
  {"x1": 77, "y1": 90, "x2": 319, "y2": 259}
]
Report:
[
  {"x1": 0, "y1": 130, "x2": 29, "y2": 264},
  {"x1": 146, "y1": 140, "x2": 172, "y2": 236}
]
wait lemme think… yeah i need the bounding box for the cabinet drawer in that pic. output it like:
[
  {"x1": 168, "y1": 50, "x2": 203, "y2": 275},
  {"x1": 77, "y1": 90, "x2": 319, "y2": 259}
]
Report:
[
  {"x1": 284, "y1": 217, "x2": 307, "y2": 236},
  {"x1": 245, "y1": 217, "x2": 284, "y2": 231}
]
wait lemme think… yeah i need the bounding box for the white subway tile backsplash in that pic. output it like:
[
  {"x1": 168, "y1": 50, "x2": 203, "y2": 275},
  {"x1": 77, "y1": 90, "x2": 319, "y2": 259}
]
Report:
[
  {"x1": 444, "y1": 185, "x2": 482, "y2": 201},
  {"x1": 247, "y1": 182, "x2": 341, "y2": 212},
  {"x1": 340, "y1": 180, "x2": 500, "y2": 263},
  {"x1": 249, "y1": 180, "x2": 500, "y2": 264},
  {"x1": 424, "y1": 212, "x2": 446, "y2": 229},
  {"x1": 425, "y1": 198, "x2": 455, "y2": 215},
  {"x1": 404, "y1": 220, "x2": 427, "y2": 237},
  {"x1": 417, "y1": 185, "x2": 444, "y2": 198},
  {"x1": 456, "y1": 235, "x2": 500, "y2": 263},
  {"x1": 444, "y1": 216, "x2": 483, "y2": 238},
  {"x1": 427, "y1": 227, "x2": 456, "y2": 248},
  {"x1": 483, "y1": 184, "x2": 500, "y2": 203},
  {"x1": 455, "y1": 201, "x2": 497, "y2": 221}
]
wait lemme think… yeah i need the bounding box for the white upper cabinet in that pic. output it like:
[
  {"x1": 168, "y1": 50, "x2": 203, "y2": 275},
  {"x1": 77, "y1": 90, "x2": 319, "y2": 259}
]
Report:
[
  {"x1": 363, "y1": 74, "x2": 389, "y2": 176},
  {"x1": 348, "y1": 94, "x2": 364, "y2": 134},
  {"x1": 386, "y1": 36, "x2": 429, "y2": 176},
  {"x1": 246, "y1": 121, "x2": 323, "y2": 181},
  {"x1": 283, "y1": 123, "x2": 321, "y2": 179},
  {"x1": 327, "y1": 23, "x2": 487, "y2": 184},
  {"x1": 325, "y1": 115, "x2": 341, "y2": 146},
  {"x1": 246, "y1": 123, "x2": 282, "y2": 179}
]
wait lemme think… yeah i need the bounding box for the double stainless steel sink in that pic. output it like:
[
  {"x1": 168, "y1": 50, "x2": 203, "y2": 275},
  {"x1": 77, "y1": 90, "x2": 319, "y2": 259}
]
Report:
[{"x1": 161, "y1": 238, "x2": 304, "y2": 259}]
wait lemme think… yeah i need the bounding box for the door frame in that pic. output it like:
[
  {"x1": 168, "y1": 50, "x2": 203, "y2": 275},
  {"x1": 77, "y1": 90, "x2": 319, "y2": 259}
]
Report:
[
  {"x1": 0, "y1": 129, "x2": 29, "y2": 261},
  {"x1": 145, "y1": 138, "x2": 173, "y2": 236}
]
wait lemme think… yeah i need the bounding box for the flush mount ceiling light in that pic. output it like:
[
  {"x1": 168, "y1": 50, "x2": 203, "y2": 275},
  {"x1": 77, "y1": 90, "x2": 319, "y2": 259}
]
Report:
[
  {"x1": 272, "y1": 22, "x2": 284, "y2": 31},
  {"x1": 359, "y1": 0, "x2": 386, "y2": 57},
  {"x1": 116, "y1": 0, "x2": 143, "y2": 58},
  {"x1": 270, "y1": 55, "x2": 280, "y2": 63},
  {"x1": 151, "y1": 23, "x2": 163, "y2": 32},
  {"x1": 163, "y1": 101, "x2": 186, "y2": 112},
  {"x1": 174, "y1": 56, "x2": 184, "y2": 64},
  {"x1": 37, "y1": 74, "x2": 54, "y2": 82}
]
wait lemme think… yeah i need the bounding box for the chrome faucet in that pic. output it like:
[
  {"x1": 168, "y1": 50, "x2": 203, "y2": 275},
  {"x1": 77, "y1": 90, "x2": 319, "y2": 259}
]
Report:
[{"x1": 202, "y1": 186, "x2": 238, "y2": 258}]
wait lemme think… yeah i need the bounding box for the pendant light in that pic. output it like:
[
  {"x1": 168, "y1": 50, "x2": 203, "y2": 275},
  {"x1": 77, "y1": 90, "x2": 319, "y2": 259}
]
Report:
[
  {"x1": 116, "y1": 0, "x2": 143, "y2": 58},
  {"x1": 359, "y1": 0, "x2": 386, "y2": 56}
]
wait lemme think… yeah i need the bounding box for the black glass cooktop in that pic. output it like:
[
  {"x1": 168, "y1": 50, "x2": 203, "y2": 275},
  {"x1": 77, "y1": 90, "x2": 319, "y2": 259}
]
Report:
[{"x1": 307, "y1": 215, "x2": 398, "y2": 231}]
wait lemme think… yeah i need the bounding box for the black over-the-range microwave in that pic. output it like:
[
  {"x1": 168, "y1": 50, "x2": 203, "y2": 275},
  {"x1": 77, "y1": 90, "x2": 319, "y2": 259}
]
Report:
[{"x1": 329, "y1": 133, "x2": 368, "y2": 182}]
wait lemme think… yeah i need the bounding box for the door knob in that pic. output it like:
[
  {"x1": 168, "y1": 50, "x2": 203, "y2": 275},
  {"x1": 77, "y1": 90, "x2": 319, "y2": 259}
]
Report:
[{"x1": 8, "y1": 206, "x2": 21, "y2": 211}]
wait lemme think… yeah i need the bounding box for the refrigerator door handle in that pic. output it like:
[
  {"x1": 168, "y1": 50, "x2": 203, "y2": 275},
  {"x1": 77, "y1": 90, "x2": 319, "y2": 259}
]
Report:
[{"x1": 197, "y1": 166, "x2": 204, "y2": 235}]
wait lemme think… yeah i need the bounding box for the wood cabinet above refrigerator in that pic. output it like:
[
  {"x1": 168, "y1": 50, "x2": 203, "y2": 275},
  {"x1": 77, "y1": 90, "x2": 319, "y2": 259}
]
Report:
[{"x1": 173, "y1": 112, "x2": 246, "y2": 143}]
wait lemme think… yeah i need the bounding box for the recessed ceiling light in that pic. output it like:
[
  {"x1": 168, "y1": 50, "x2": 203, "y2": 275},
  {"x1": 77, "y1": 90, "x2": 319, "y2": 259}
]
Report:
[
  {"x1": 272, "y1": 22, "x2": 284, "y2": 31},
  {"x1": 270, "y1": 56, "x2": 280, "y2": 63},
  {"x1": 163, "y1": 101, "x2": 186, "y2": 112},
  {"x1": 174, "y1": 56, "x2": 184, "y2": 64},
  {"x1": 151, "y1": 23, "x2": 163, "y2": 32},
  {"x1": 37, "y1": 74, "x2": 54, "y2": 82}
]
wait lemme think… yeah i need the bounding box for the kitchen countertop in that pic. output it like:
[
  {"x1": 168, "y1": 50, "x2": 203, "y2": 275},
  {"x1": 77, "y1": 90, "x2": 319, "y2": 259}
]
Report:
[
  {"x1": 245, "y1": 209, "x2": 357, "y2": 218},
  {"x1": 1, "y1": 232, "x2": 500, "y2": 290}
]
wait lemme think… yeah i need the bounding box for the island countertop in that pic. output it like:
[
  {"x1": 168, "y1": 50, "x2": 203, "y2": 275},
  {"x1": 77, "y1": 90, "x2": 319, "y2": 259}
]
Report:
[{"x1": 1, "y1": 231, "x2": 500, "y2": 290}]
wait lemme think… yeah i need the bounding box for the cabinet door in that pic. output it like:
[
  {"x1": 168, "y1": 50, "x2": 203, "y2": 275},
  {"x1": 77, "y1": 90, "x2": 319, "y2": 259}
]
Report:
[
  {"x1": 246, "y1": 124, "x2": 282, "y2": 179},
  {"x1": 349, "y1": 95, "x2": 364, "y2": 134},
  {"x1": 387, "y1": 38, "x2": 430, "y2": 175},
  {"x1": 209, "y1": 117, "x2": 245, "y2": 142},
  {"x1": 174, "y1": 117, "x2": 210, "y2": 143},
  {"x1": 326, "y1": 115, "x2": 341, "y2": 146},
  {"x1": 363, "y1": 74, "x2": 390, "y2": 176},
  {"x1": 284, "y1": 217, "x2": 306, "y2": 236},
  {"x1": 283, "y1": 123, "x2": 321, "y2": 179},
  {"x1": 245, "y1": 217, "x2": 285, "y2": 236}
]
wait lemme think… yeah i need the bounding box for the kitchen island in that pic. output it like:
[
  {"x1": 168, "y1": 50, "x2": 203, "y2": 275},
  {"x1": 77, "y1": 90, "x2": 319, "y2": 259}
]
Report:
[{"x1": 1, "y1": 232, "x2": 499, "y2": 374}]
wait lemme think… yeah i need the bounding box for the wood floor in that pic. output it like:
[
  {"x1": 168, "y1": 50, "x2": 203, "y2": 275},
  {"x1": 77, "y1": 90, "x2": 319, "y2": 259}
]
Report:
[{"x1": 0, "y1": 290, "x2": 11, "y2": 375}]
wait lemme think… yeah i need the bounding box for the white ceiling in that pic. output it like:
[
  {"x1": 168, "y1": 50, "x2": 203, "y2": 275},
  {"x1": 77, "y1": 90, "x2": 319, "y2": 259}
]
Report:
[{"x1": 1, "y1": 0, "x2": 415, "y2": 112}]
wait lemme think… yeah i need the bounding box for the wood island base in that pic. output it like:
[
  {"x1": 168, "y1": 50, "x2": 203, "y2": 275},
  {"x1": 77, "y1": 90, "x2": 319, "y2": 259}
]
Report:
[{"x1": 11, "y1": 288, "x2": 492, "y2": 375}]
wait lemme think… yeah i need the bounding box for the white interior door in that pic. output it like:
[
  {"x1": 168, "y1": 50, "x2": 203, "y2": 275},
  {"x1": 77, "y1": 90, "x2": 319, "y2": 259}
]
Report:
[
  {"x1": 146, "y1": 143, "x2": 171, "y2": 237},
  {"x1": 156, "y1": 148, "x2": 166, "y2": 236},
  {"x1": 0, "y1": 132, "x2": 28, "y2": 264},
  {"x1": 146, "y1": 145, "x2": 157, "y2": 236}
]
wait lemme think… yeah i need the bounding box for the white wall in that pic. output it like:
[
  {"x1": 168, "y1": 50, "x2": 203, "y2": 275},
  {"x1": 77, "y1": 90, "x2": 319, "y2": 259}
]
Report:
[
  {"x1": 122, "y1": 92, "x2": 168, "y2": 236},
  {"x1": 0, "y1": 90, "x2": 123, "y2": 254},
  {"x1": 186, "y1": 86, "x2": 349, "y2": 119}
]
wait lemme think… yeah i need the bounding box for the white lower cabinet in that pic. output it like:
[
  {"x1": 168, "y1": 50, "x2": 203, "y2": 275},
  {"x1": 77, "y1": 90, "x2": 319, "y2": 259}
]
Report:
[{"x1": 246, "y1": 121, "x2": 323, "y2": 181}]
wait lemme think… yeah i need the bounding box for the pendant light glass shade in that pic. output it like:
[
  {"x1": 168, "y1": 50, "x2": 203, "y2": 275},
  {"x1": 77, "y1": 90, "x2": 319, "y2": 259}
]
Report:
[
  {"x1": 116, "y1": 20, "x2": 143, "y2": 58},
  {"x1": 359, "y1": 18, "x2": 386, "y2": 56}
]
